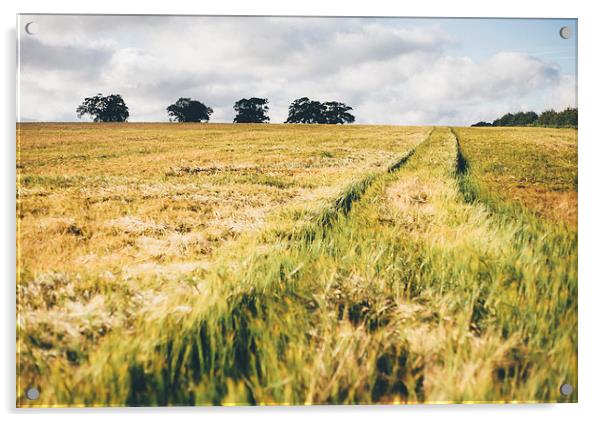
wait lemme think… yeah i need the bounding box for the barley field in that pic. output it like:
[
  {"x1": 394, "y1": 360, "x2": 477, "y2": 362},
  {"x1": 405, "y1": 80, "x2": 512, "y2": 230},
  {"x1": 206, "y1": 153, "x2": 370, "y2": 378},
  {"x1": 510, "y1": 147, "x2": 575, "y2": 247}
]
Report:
[{"x1": 16, "y1": 123, "x2": 577, "y2": 406}]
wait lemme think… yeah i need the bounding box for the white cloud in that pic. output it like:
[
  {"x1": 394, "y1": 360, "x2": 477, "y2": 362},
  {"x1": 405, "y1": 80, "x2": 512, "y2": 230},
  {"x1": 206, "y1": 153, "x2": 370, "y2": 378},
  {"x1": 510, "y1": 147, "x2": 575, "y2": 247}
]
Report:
[
  {"x1": 18, "y1": 15, "x2": 576, "y2": 124},
  {"x1": 542, "y1": 74, "x2": 577, "y2": 112}
]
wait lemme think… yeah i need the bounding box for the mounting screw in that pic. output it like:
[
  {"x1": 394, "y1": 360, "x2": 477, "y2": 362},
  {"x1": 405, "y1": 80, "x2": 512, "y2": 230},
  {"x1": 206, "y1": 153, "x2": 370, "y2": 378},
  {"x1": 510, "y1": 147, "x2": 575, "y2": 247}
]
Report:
[
  {"x1": 559, "y1": 26, "x2": 572, "y2": 39},
  {"x1": 560, "y1": 383, "x2": 573, "y2": 396},
  {"x1": 25, "y1": 387, "x2": 40, "y2": 400},
  {"x1": 25, "y1": 22, "x2": 39, "y2": 36}
]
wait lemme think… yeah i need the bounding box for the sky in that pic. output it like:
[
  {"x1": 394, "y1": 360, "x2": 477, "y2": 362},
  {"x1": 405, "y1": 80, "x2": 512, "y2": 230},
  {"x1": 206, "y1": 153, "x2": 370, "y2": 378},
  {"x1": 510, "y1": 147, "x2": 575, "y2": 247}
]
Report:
[{"x1": 17, "y1": 15, "x2": 577, "y2": 125}]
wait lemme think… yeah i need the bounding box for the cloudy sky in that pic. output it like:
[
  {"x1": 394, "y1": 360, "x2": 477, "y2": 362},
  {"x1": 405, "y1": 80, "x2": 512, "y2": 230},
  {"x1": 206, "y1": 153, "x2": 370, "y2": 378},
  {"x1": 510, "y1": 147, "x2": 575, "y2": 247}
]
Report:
[{"x1": 17, "y1": 15, "x2": 577, "y2": 125}]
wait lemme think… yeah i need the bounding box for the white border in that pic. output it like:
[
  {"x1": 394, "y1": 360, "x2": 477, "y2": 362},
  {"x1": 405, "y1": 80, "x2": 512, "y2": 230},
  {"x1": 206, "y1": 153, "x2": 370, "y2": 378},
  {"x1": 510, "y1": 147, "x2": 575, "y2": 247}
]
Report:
[{"x1": 3, "y1": 1, "x2": 600, "y2": 421}]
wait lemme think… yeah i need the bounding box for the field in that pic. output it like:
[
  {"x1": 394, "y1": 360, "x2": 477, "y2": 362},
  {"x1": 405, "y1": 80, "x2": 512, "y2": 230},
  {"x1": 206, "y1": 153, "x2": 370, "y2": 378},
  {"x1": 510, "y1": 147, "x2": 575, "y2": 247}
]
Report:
[{"x1": 16, "y1": 123, "x2": 577, "y2": 406}]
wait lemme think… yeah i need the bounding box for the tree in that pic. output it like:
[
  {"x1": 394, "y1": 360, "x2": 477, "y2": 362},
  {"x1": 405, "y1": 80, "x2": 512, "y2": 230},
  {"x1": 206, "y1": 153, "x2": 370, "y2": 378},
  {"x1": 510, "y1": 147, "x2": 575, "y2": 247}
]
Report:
[
  {"x1": 523, "y1": 111, "x2": 539, "y2": 125},
  {"x1": 557, "y1": 107, "x2": 578, "y2": 127},
  {"x1": 536, "y1": 110, "x2": 558, "y2": 127},
  {"x1": 479, "y1": 108, "x2": 577, "y2": 128},
  {"x1": 535, "y1": 108, "x2": 577, "y2": 127},
  {"x1": 491, "y1": 111, "x2": 536, "y2": 126},
  {"x1": 513, "y1": 111, "x2": 538, "y2": 126},
  {"x1": 233, "y1": 98, "x2": 270, "y2": 123},
  {"x1": 493, "y1": 113, "x2": 516, "y2": 126},
  {"x1": 285, "y1": 98, "x2": 355, "y2": 124},
  {"x1": 285, "y1": 97, "x2": 325, "y2": 123},
  {"x1": 322, "y1": 101, "x2": 355, "y2": 124},
  {"x1": 166, "y1": 98, "x2": 213, "y2": 122},
  {"x1": 471, "y1": 121, "x2": 493, "y2": 127},
  {"x1": 285, "y1": 98, "x2": 324, "y2": 123},
  {"x1": 76, "y1": 94, "x2": 129, "y2": 122}
]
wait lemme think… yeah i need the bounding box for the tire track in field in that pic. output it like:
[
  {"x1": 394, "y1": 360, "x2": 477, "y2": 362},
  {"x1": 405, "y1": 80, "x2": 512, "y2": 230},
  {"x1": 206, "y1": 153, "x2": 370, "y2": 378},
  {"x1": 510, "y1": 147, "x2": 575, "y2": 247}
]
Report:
[
  {"x1": 450, "y1": 128, "x2": 577, "y2": 402},
  {"x1": 382, "y1": 127, "x2": 576, "y2": 402},
  {"x1": 381, "y1": 127, "x2": 539, "y2": 402},
  {"x1": 309, "y1": 127, "x2": 433, "y2": 231}
]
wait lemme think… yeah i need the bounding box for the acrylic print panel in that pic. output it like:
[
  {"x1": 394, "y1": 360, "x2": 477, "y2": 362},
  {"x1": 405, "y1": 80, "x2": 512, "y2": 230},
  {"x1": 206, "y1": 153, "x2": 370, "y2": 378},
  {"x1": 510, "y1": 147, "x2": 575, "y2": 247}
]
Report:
[{"x1": 16, "y1": 14, "x2": 578, "y2": 407}]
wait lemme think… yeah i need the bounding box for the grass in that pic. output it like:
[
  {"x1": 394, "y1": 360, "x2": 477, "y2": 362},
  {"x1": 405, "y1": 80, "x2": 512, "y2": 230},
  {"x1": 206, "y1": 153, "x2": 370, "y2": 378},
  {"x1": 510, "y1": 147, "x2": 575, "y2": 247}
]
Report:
[
  {"x1": 16, "y1": 123, "x2": 427, "y2": 405},
  {"x1": 16, "y1": 123, "x2": 577, "y2": 406},
  {"x1": 453, "y1": 127, "x2": 577, "y2": 225}
]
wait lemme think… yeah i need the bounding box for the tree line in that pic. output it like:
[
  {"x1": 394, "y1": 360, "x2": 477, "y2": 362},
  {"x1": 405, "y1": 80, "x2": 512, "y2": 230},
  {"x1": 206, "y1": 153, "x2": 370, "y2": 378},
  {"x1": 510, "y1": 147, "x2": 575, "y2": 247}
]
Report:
[
  {"x1": 76, "y1": 94, "x2": 355, "y2": 124},
  {"x1": 472, "y1": 107, "x2": 578, "y2": 128}
]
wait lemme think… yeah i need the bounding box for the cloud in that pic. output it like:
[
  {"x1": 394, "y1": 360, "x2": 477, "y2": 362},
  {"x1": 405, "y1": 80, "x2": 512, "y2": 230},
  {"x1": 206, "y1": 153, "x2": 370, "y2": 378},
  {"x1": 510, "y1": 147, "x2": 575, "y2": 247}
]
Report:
[
  {"x1": 542, "y1": 74, "x2": 577, "y2": 112},
  {"x1": 20, "y1": 37, "x2": 112, "y2": 70},
  {"x1": 369, "y1": 52, "x2": 566, "y2": 125},
  {"x1": 17, "y1": 15, "x2": 576, "y2": 124}
]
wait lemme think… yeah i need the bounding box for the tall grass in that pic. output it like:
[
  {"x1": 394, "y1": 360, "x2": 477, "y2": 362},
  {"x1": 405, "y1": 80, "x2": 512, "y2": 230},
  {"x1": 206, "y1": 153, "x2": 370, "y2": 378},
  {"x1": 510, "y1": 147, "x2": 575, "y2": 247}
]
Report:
[
  {"x1": 451, "y1": 128, "x2": 577, "y2": 402},
  {"x1": 16, "y1": 123, "x2": 428, "y2": 403},
  {"x1": 27, "y1": 133, "x2": 430, "y2": 406}
]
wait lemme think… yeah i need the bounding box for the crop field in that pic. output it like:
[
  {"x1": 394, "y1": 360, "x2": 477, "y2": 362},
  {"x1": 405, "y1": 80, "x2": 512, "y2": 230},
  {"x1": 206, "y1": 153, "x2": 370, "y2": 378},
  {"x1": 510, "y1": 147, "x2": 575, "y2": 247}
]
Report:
[
  {"x1": 454, "y1": 127, "x2": 578, "y2": 225},
  {"x1": 16, "y1": 123, "x2": 577, "y2": 406}
]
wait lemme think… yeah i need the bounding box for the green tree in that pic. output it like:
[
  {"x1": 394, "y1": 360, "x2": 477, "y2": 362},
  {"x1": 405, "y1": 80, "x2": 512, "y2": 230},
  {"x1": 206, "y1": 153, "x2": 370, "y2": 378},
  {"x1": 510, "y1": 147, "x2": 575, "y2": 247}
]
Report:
[
  {"x1": 556, "y1": 107, "x2": 578, "y2": 127},
  {"x1": 285, "y1": 98, "x2": 355, "y2": 124},
  {"x1": 480, "y1": 108, "x2": 577, "y2": 128},
  {"x1": 322, "y1": 101, "x2": 355, "y2": 124},
  {"x1": 76, "y1": 94, "x2": 129, "y2": 122},
  {"x1": 167, "y1": 98, "x2": 213, "y2": 122},
  {"x1": 493, "y1": 113, "x2": 516, "y2": 126},
  {"x1": 285, "y1": 97, "x2": 325, "y2": 123},
  {"x1": 233, "y1": 98, "x2": 270, "y2": 123},
  {"x1": 513, "y1": 111, "x2": 538, "y2": 126},
  {"x1": 537, "y1": 109, "x2": 558, "y2": 127}
]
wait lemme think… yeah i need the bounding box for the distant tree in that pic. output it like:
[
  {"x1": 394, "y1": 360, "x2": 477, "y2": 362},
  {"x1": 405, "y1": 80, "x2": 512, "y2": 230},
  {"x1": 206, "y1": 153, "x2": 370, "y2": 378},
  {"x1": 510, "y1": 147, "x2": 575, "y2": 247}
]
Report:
[
  {"x1": 285, "y1": 97, "x2": 325, "y2": 123},
  {"x1": 491, "y1": 111, "x2": 536, "y2": 126},
  {"x1": 513, "y1": 111, "x2": 538, "y2": 126},
  {"x1": 167, "y1": 98, "x2": 213, "y2": 122},
  {"x1": 485, "y1": 108, "x2": 577, "y2": 128},
  {"x1": 323, "y1": 102, "x2": 355, "y2": 124},
  {"x1": 233, "y1": 98, "x2": 270, "y2": 123},
  {"x1": 76, "y1": 94, "x2": 129, "y2": 122},
  {"x1": 285, "y1": 98, "x2": 355, "y2": 124},
  {"x1": 557, "y1": 107, "x2": 578, "y2": 127},
  {"x1": 526, "y1": 111, "x2": 540, "y2": 125},
  {"x1": 471, "y1": 121, "x2": 493, "y2": 127},
  {"x1": 493, "y1": 113, "x2": 516, "y2": 127},
  {"x1": 535, "y1": 108, "x2": 577, "y2": 127},
  {"x1": 536, "y1": 109, "x2": 559, "y2": 127}
]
